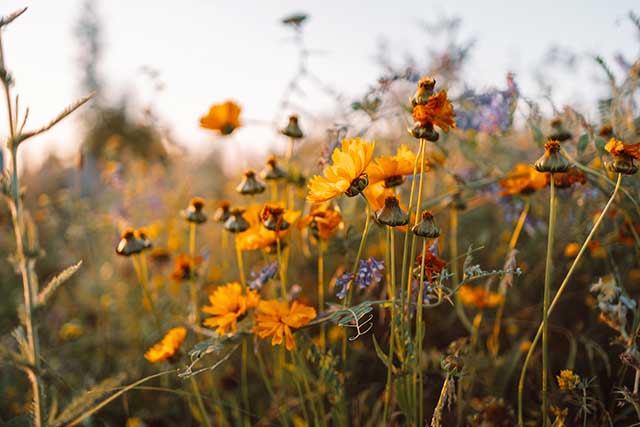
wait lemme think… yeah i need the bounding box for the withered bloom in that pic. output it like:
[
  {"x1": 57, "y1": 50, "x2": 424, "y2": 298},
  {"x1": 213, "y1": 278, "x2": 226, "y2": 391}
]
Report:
[
  {"x1": 412, "y1": 210, "x2": 440, "y2": 238},
  {"x1": 182, "y1": 197, "x2": 208, "y2": 224},
  {"x1": 605, "y1": 138, "x2": 639, "y2": 175},
  {"x1": 237, "y1": 170, "x2": 266, "y2": 195},
  {"x1": 551, "y1": 168, "x2": 586, "y2": 189},
  {"x1": 375, "y1": 196, "x2": 409, "y2": 227},
  {"x1": 135, "y1": 228, "x2": 153, "y2": 250},
  {"x1": 224, "y1": 208, "x2": 250, "y2": 233},
  {"x1": 534, "y1": 140, "x2": 570, "y2": 173},
  {"x1": 261, "y1": 156, "x2": 287, "y2": 181},
  {"x1": 116, "y1": 228, "x2": 145, "y2": 256},
  {"x1": 260, "y1": 204, "x2": 290, "y2": 231},
  {"x1": 548, "y1": 117, "x2": 572, "y2": 142},
  {"x1": 280, "y1": 114, "x2": 304, "y2": 139},
  {"x1": 212, "y1": 201, "x2": 231, "y2": 223}
]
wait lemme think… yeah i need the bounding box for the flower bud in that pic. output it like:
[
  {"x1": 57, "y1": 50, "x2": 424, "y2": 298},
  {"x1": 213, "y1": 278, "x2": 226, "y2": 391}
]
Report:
[
  {"x1": 237, "y1": 170, "x2": 266, "y2": 195},
  {"x1": 412, "y1": 210, "x2": 440, "y2": 238},
  {"x1": 534, "y1": 140, "x2": 570, "y2": 173},
  {"x1": 224, "y1": 209, "x2": 250, "y2": 233},
  {"x1": 408, "y1": 122, "x2": 439, "y2": 141},
  {"x1": 375, "y1": 196, "x2": 409, "y2": 227},
  {"x1": 212, "y1": 201, "x2": 231, "y2": 223},
  {"x1": 606, "y1": 156, "x2": 638, "y2": 175},
  {"x1": 261, "y1": 156, "x2": 287, "y2": 181},
  {"x1": 261, "y1": 205, "x2": 290, "y2": 231},
  {"x1": 116, "y1": 228, "x2": 145, "y2": 256},
  {"x1": 182, "y1": 197, "x2": 208, "y2": 224},
  {"x1": 280, "y1": 114, "x2": 304, "y2": 139}
]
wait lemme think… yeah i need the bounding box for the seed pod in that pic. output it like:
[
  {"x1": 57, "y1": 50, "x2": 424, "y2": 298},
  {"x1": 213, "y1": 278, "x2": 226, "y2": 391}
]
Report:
[
  {"x1": 534, "y1": 140, "x2": 570, "y2": 173},
  {"x1": 412, "y1": 210, "x2": 440, "y2": 238},
  {"x1": 344, "y1": 174, "x2": 369, "y2": 197},
  {"x1": 606, "y1": 155, "x2": 638, "y2": 175},
  {"x1": 224, "y1": 209, "x2": 250, "y2": 233},
  {"x1": 376, "y1": 196, "x2": 409, "y2": 227},
  {"x1": 408, "y1": 122, "x2": 439, "y2": 141},
  {"x1": 548, "y1": 117, "x2": 572, "y2": 142},
  {"x1": 280, "y1": 114, "x2": 304, "y2": 139},
  {"x1": 116, "y1": 228, "x2": 145, "y2": 256},
  {"x1": 212, "y1": 201, "x2": 231, "y2": 223},
  {"x1": 182, "y1": 197, "x2": 208, "y2": 224},
  {"x1": 236, "y1": 170, "x2": 266, "y2": 195},
  {"x1": 261, "y1": 156, "x2": 287, "y2": 181},
  {"x1": 135, "y1": 228, "x2": 153, "y2": 250},
  {"x1": 261, "y1": 205, "x2": 290, "y2": 231},
  {"x1": 410, "y1": 77, "x2": 436, "y2": 107},
  {"x1": 441, "y1": 354, "x2": 464, "y2": 376}
]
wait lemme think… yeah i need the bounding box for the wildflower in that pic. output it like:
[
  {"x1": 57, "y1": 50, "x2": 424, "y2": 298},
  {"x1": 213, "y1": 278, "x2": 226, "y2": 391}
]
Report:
[
  {"x1": 412, "y1": 210, "x2": 440, "y2": 238},
  {"x1": 260, "y1": 204, "x2": 290, "y2": 231},
  {"x1": 412, "y1": 89, "x2": 456, "y2": 133},
  {"x1": 236, "y1": 207, "x2": 300, "y2": 251},
  {"x1": 499, "y1": 163, "x2": 548, "y2": 196},
  {"x1": 135, "y1": 228, "x2": 153, "y2": 250},
  {"x1": 414, "y1": 244, "x2": 447, "y2": 282},
  {"x1": 115, "y1": 228, "x2": 145, "y2": 256},
  {"x1": 366, "y1": 144, "x2": 420, "y2": 188},
  {"x1": 224, "y1": 208, "x2": 250, "y2": 233},
  {"x1": 363, "y1": 181, "x2": 395, "y2": 212},
  {"x1": 280, "y1": 114, "x2": 304, "y2": 139},
  {"x1": 556, "y1": 369, "x2": 580, "y2": 391},
  {"x1": 456, "y1": 73, "x2": 518, "y2": 133},
  {"x1": 298, "y1": 204, "x2": 343, "y2": 241},
  {"x1": 375, "y1": 195, "x2": 409, "y2": 226},
  {"x1": 199, "y1": 100, "x2": 241, "y2": 135},
  {"x1": 354, "y1": 257, "x2": 384, "y2": 290},
  {"x1": 334, "y1": 271, "x2": 354, "y2": 300},
  {"x1": 548, "y1": 117, "x2": 572, "y2": 142},
  {"x1": 144, "y1": 327, "x2": 187, "y2": 363},
  {"x1": 170, "y1": 254, "x2": 201, "y2": 281},
  {"x1": 253, "y1": 299, "x2": 317, "y2": 350},
  {"x1": 261, "y1": 156, "x2": 287, "y2": 181},
  {"x1": 457, "y1": 285, "x2": 503, "y2": 309},
  {"x1": 410, "y1": 76, "x2": 436, "y2": 106},
  {"x1": 181, "y1": 197, "x2": 207, "y2": 224},
  {"x1": 551, "y1": 167, "x2": 586, "y2": 189},
  {"x1": 237, "y1": 170, "x2": 266, "y2": 195},
  {"x1": 307, "y1": 138, "x2": 375, "y2": 203},
  {"x1": 605, "y1": 137, "x2": 639, "y2": 175},
  {"x1": 59, "y1": 322, "x2": 83, "y2": 340},
  {"x1": 212, "y1": 201, "x2": 231, "y2": 223},
  {"x1": 550, "y1": 406, "x2": 568, "y2": 427},
  {"x1": 534, "y1": 140, "x2": 570, "y2": 173},
  {"x1": 248, "y1": 262, "x2": 279, "y2": 291},
  {"x1": 563, "y1": 242, "x2": 579, "y2": 257},
  {"x1": 202, "y1": 282, "x2": 260, "y2": 335}
]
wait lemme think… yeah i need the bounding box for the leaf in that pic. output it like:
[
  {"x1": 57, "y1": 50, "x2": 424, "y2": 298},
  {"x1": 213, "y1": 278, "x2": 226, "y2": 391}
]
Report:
[
  {"x1": 37, "y1": 261, "x2": 82, "y2": 307},
  {"x1": 188, "y1": 337, "x2": 225, "y2": 361},
  {"x1": 371, "y1": 334, "x2": 390, "y2": 368},
  {"x1": 577, "y1": 134, "x2": 590, "y2": 154},
  {"x1": 51, "y1": 373, "x2": 126, "y2": 427},
  {"x1": 594, "y1": 137, "x2": 607, "y2": 153}
]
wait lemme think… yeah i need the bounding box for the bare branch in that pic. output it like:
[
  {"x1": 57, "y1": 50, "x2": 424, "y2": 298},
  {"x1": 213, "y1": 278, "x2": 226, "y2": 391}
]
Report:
[{"x1": 0, "y1": 7, "x2": 28, "y2": 28}]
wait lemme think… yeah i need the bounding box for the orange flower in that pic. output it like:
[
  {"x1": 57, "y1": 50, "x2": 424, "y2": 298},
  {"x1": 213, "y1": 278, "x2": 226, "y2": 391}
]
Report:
[
  {"x1": 551, "y1": 168, "x2": 586, "y2": 189},
  {"x1": 199, "y1": 100, "x2": 242, "y2": 135},
  {"x1": 499, "y1": 163, "x2": 548, "y2": 196},
  {"x1": 253, "y1": 300, "x2": 316, "y2": 350},
  {"x1": 414, "y1": 250, "x2": 447, "y2": 282},
  {"x1": 170, "y1": 254, "x2": 202, "y2": 281},
  {"x1": 202, "y1": 283, "x2": 260, "y2": 335},
  {"x1": 235, "y1": 206, "x2": 300, "y2": 251},
  {"x1": 363, "y1": 181, "x2": 395, "y2": 212},
  {"x1": 605, "y1": 137, "x2": 640, "y2": 159},
  {"x1": 307, "y1": 138, "x2": 375, "y2": 203},
  {"x1": 298, "y1": 205, "x2": 343, "y2": 240},
  {"x1": 457, "y1": 285, "x2": 503, "y2": 309},
  {"x1": 412, "y1": 90, "x2": 456, "y2": 133},
  {"x1": 144, "y1": 327, "x2": 187, "y2": 363},
  {"x1": 366, "y1": 144, "x2": 423, "y2": 187}
]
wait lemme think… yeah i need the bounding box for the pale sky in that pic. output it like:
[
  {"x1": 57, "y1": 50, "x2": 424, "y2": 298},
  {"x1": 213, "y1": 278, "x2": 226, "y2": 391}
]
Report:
[{"x1": 0, "y1": 0, "x2": 637, "y2": 170}]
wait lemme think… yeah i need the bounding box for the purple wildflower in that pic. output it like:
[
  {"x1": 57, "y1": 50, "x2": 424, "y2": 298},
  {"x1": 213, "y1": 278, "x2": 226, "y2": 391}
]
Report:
[
  {"x1": 456, "y1": 73, "x2": 518, "y2": 133},
  {"x1": 248, "y1": 262, "x2": 279, "y2": 291},
  {"x1": 335, "y1": 272, "x2": 354, "y2": 300}
]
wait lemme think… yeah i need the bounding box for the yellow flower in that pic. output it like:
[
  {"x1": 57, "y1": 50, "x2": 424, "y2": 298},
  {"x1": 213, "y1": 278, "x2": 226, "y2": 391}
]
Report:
[
  {"x1": 202, "y1": 283, "x2": 260, "y2": 335},
  {"x1": 366, "y1": 144, "x2": 421, "y2": 187},
  {"x1": 363, "y1": 181, "x2": 395, "y2": 212},
  {"x1": 457, "y1": 285, "x2": 503, "y2": 309},
  {"x1": 499, "y1": 163, "x2": 548, "y2": 196},
  {"x1": 605, "y1": 137, "x2": 640, "y2": 159},
  {"x1": 556, "y1": 369, "x2": 580, "y2": 391},
  {"x1": 253, "y1": 299, "x2": 317, "y2": 350},
  {"x1": 144, "y1": 327, "x2": 187, "y2": 363},
  {"x1": 412, "y1": 90, "x2": 456, "y2": 132},
  {"x1": 563, "y1": 242, "x2": 579, "y2": 257},
  {"x1": 298, "y1": 204, "x2": 343, "y2": 240},
  {"x1": 199, "y1": 100, "x2": 242, "y2": 135},
  {"x1": 236, "y1": 205, "x2": 301, "y2": 251},
  {"x1": 307, "y1": 138, "x2": 375, "y2": 204}
]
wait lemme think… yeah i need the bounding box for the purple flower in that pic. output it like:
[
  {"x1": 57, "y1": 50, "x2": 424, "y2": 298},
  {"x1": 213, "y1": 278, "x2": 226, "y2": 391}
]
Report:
[
  {"x1": 355, "y1": 257, "x2": 385, "y2": 290},
  {"x1": 335, "y1": 272, "x2": 354, "y2": 300},
  {"x1": 249, "y1": 262, "x2": 279, "y2": 291},
  {"x1": 456, "y1": 73, "x2": 518, "y2": 133}
]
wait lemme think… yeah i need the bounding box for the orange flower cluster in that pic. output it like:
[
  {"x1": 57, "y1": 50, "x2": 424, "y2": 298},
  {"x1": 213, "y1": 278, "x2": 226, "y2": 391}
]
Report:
[
  {"x1": 605, "y1": 138, "x2": 640, "y2": 159},
  {"x1": 144, "y1": 327, "x2": 187, "y2": 363},
  {"x1": 457, "y1": 285, "x2": 503, "y2": 309},
  {"x1": 412, "y1": 90, "x2": 456, "y2": 133}
]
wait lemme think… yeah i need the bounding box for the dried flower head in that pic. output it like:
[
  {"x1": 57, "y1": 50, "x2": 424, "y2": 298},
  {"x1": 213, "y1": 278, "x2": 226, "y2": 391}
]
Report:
[
  {"x1": 605, "y1": 138, "x2": 639, "y2": 175},
  {"x1": 212, "y1": 201, "x2": 231, "y2": 223},
  {"x1": 202, "y1": 282, "x2": 260, "y2": 335},
  {"x1": 280, "y1": 114, "x2": 304, "y2": 139},
  {"x1": 534, "y1": 140, "x2": 570, "y2": 173},
  {"x1": 260, "y1": 204, "x2": 290, "y2": 231},
  {"x1": 135, "y1": 228, "x2": 153, "y2": 250},
  {"x1": 261, "y1": 156, "x2": 287, "y2": 181},
  {"x1": 253, "y1": 299, "x2": 316, "y2": 350},
  {"x1": 224, "y1": 208, "x2": 250, "y2": 233},
  {"x1": 144, "y1": 327, "x2": 187, "y2": 363},
  {"x1": 548, "y1": 117, "x2": 572, "y2": 142},
  {"x1": 199, "y1": 100, "x2": 241, "y2": 135},
  {"x1": 307, "y1": 138, "x2": 375, "y2": 203},
  {"x1": 182, "y1": 197, "x2": 208, "y2": 224},
  {"x1": 375, "y1": 196, "x2": 409, "y2": 227},
  {"x1": 412, "y1": 89, "x2": 456, "y2": 133},
  {"x1": 414, "y1": 247, "x2": 447, "y2": 282},
  {"x1": 412, "y1": 210, "x2": 440, "y2": 238},
  {"x1": 237, "y1": 170, "x2": 266, "y2": 196},
  {"x1": 116, "y1": 227, "x2": 145, "y2": 256},
  {"x1": 410, "y1": 77, "x2": 436, "y2": 106}
]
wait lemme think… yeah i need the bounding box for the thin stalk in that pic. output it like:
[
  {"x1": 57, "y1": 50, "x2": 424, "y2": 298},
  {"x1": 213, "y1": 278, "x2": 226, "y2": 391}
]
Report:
[
  {"x1": 318, "y1": 242, "x2": 326, "y2": 351},
  {"x1": 190, "y1": 376, "x2": 212, "y2": 427},
  {"x1": 132, "y1": 254, "x2": 161, "y2": 332},
  {"x1": 541, "y1": 176, "x2": 557, "y2": 427},
  {"x1": 517, "y1": 173, "x2": 622, "y2": 426},
  {"x1": 431, "y1": 374, "x2": 451, "y2": 427},
  {"x1": 241, "y1": 340, "x2": 251, "y2": 427},
  {"x1": 255, "y1": 348, "x2": 290, "y2": 427},
  {"x1": 416, "y1": 239, "x2": 428, "y2": 425},
  {"x1": 235, "y1": 235, "x2": 246, "y2": 287},
  {"x1": 489, "y1": 198, "x2": 530, "y2": 355},
  {"x1": 451, "y1": 208, "x2": 473, "y2": 332},
  {"x1": 277, "y1": 235, "x2": 287, "y2": 297},
  {"x1": 399, "y1": 139, "x2": 425, "y2": 337},
  {"x1": 383, "y1": 227, "x2": 397, "y2": 422}
]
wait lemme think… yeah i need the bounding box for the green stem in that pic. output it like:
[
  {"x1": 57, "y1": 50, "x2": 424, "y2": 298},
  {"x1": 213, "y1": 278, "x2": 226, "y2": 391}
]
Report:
[
  {"x1": 416, "y1": 239, "x2": 428, "y2": 425},
  {"x1": 132, "y1": 254, "x2": 162, "y2": 332},
  {"x1": 431, "y1": 374, "x2": 451, "y2": 427},
  {"x1": 235, "y1": 235, "x2": 246, "y2": 287},
  {"x1": 190, "y1": 376, "x2": 212, "y2": 427},
  {"x1": 241, "y1": 340, "x2": 251, "y2": 427},
  {"x1": 383, "y1": 227, "x2": 396, "y2": 423},
  {"x1": 451, "y1": 208, "x2": 473, "y2": 332},
  {"x1": 255, "y1": 348, "x2": 290, "y2": 427},
  {"x1": 541, "y1": 176, "x2": 557, "y2": 427},
  {"x1": 318, "y1": 242, "x2": 326, "y2": 352},
  {"x1": 517, "y1": 173, "x2": 622, "y2": 426}
]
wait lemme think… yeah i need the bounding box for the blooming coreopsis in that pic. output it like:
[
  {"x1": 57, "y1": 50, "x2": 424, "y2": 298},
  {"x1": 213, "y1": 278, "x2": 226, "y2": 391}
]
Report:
[
  {"x1": 202, "y1": 282, "x2": 260, "y2": 335},
  {"x1": 199, "y1": 100, "x2": 242, "y2": 135},
  {"x1": 366, "y1": 144, "x2": 420, "y2": 188},
  {"x1": 253, "y1": 300, "x2": 316, "y2": 350},
  {"x1": 144, "y1": 327, "x2": 187, "y2": 363},
  {"x1": 499, "y1": 163, "x2": 548, "y2": 196},
  {"x1": 457, "y1": 285, "x2": 503, "y2": 309}
]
